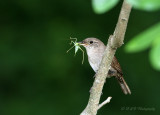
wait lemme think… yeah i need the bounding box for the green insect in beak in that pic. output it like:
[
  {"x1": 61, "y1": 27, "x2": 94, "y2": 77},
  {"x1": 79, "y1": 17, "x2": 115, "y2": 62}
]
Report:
[{"x1": 67, "y1": 37, "x2": 84, "y2": 64}]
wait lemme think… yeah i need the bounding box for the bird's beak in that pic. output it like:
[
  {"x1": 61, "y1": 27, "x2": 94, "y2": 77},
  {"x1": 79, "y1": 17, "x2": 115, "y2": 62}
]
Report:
[
  {"x1": 78, "y1": 41, "x2": 87, "y2": 46},
  {"x1": 77, "y1": 41, "x2": 83, "y2": 44}
]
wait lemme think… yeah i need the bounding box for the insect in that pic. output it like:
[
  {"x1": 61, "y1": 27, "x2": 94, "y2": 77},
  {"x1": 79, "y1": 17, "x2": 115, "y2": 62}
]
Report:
[{"x1": 66, "y1": 37, "x2": 84, "y2": 64}]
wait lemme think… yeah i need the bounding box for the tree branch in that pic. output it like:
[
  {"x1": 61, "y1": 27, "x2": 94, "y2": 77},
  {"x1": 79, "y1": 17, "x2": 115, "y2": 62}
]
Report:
[{"x1": 80, "y1": 0, "x2": 132, "y2": 115}]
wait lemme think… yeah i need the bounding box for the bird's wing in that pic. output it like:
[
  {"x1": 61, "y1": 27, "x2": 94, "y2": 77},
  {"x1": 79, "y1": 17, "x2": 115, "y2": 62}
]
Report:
[{"x1": 111, "y1": 56, "x2": 123, "y2": 75}]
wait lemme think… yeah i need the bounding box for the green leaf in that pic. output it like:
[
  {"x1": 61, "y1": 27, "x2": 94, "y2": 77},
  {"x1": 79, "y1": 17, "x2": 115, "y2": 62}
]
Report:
[
  {"x1": 92, "y1": 0, "x2": 119, "y2": 14},
  {"x1": 149, "y1": 44, "x2": 160, "y2": 70},
  {"x1": 125, "y1": 22, "x2": 160, "y2": 53},
  {"x1": 127, "y1": 0, "x2": 160, "y2": 11},
  {"x1": 152, "y1": 36, "x2": 160, "y2": 46}
]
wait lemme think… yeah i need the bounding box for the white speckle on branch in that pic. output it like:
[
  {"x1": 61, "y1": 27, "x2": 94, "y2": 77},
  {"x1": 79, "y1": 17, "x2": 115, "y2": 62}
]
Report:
[{"x1": 95, "y1": 80, "x2": 100, "y2": 83}]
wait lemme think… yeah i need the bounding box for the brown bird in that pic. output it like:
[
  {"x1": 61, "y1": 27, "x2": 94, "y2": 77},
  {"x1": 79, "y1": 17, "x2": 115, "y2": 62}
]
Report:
[{"x1": 78, "y1": 38, "x2": 131, "y2": 95}]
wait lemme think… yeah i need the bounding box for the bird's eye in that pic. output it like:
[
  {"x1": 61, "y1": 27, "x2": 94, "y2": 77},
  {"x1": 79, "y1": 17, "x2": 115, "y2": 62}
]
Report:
[{"x1": 90, "y1": 41, "x2": 93, "y2": 44}]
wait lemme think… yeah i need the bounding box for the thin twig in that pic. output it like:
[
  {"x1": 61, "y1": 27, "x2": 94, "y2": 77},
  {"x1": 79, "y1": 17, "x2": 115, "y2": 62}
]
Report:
[{"x1": 98, "y1": 97, "x2": 112, "y2": 110}]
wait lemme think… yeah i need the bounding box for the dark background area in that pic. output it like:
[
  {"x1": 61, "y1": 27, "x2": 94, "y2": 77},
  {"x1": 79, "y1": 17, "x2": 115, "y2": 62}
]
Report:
[{"x1": 0, "y1": 0, "x2": 160, "y2": 115}]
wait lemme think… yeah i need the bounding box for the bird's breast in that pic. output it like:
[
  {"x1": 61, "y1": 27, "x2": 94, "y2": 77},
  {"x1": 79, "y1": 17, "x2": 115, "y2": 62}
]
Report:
[{"x1": 88, "y1": 53, "x2": 103, "y2": 72}]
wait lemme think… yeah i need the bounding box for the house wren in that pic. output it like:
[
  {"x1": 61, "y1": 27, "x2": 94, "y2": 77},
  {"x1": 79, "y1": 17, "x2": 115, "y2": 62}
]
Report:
[{"x1": 78, "y1": 38, "x2": 131, "y2": 95}]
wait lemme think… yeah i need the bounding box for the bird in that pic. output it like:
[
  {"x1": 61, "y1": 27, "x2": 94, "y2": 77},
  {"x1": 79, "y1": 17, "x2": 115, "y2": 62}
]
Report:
[{"x1": 78, "y1": 38, "x2": 131, "y2": 95}]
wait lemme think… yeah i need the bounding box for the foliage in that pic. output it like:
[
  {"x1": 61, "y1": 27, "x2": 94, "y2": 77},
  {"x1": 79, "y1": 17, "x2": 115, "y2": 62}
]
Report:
[
  {"x1": 150, "y1": 44, "x2": 160, "y2": 70},
  {"x1": 92, "y1": 0, "x2": 119, "y2": 14},
  {"x1": 92, "y1": 0, "x2": 160, "y2": 70},
  {"x1": 125, "y1": 23, "x2": 160, "y2": 70},
  {"x1": 92, "y1": 0, "x2": 160, "y2": 14},
  {"x1": 127, "y1": 0, "x2": 160, "y2": 11}
]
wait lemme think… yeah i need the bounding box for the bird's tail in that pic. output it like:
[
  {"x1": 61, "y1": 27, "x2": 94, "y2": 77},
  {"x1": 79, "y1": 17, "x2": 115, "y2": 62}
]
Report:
[{"x1": 116, "y1": 75, "x2": 131, "y2": 95}]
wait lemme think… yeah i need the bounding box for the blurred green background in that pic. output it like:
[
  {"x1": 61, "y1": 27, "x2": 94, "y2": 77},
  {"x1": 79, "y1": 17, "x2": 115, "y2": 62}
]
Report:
[{"x1": 0, "y1": 0, "x2": 160, "y2": 115}]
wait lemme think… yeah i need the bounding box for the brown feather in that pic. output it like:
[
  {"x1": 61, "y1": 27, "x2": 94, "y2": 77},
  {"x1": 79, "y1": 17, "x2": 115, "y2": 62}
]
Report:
[
  {"x1": 111, "y1": 56, "x2": 131, "y2": 94},
  {"x1": 111, "y1": 56, "x2": 123, "y2": 75}
]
